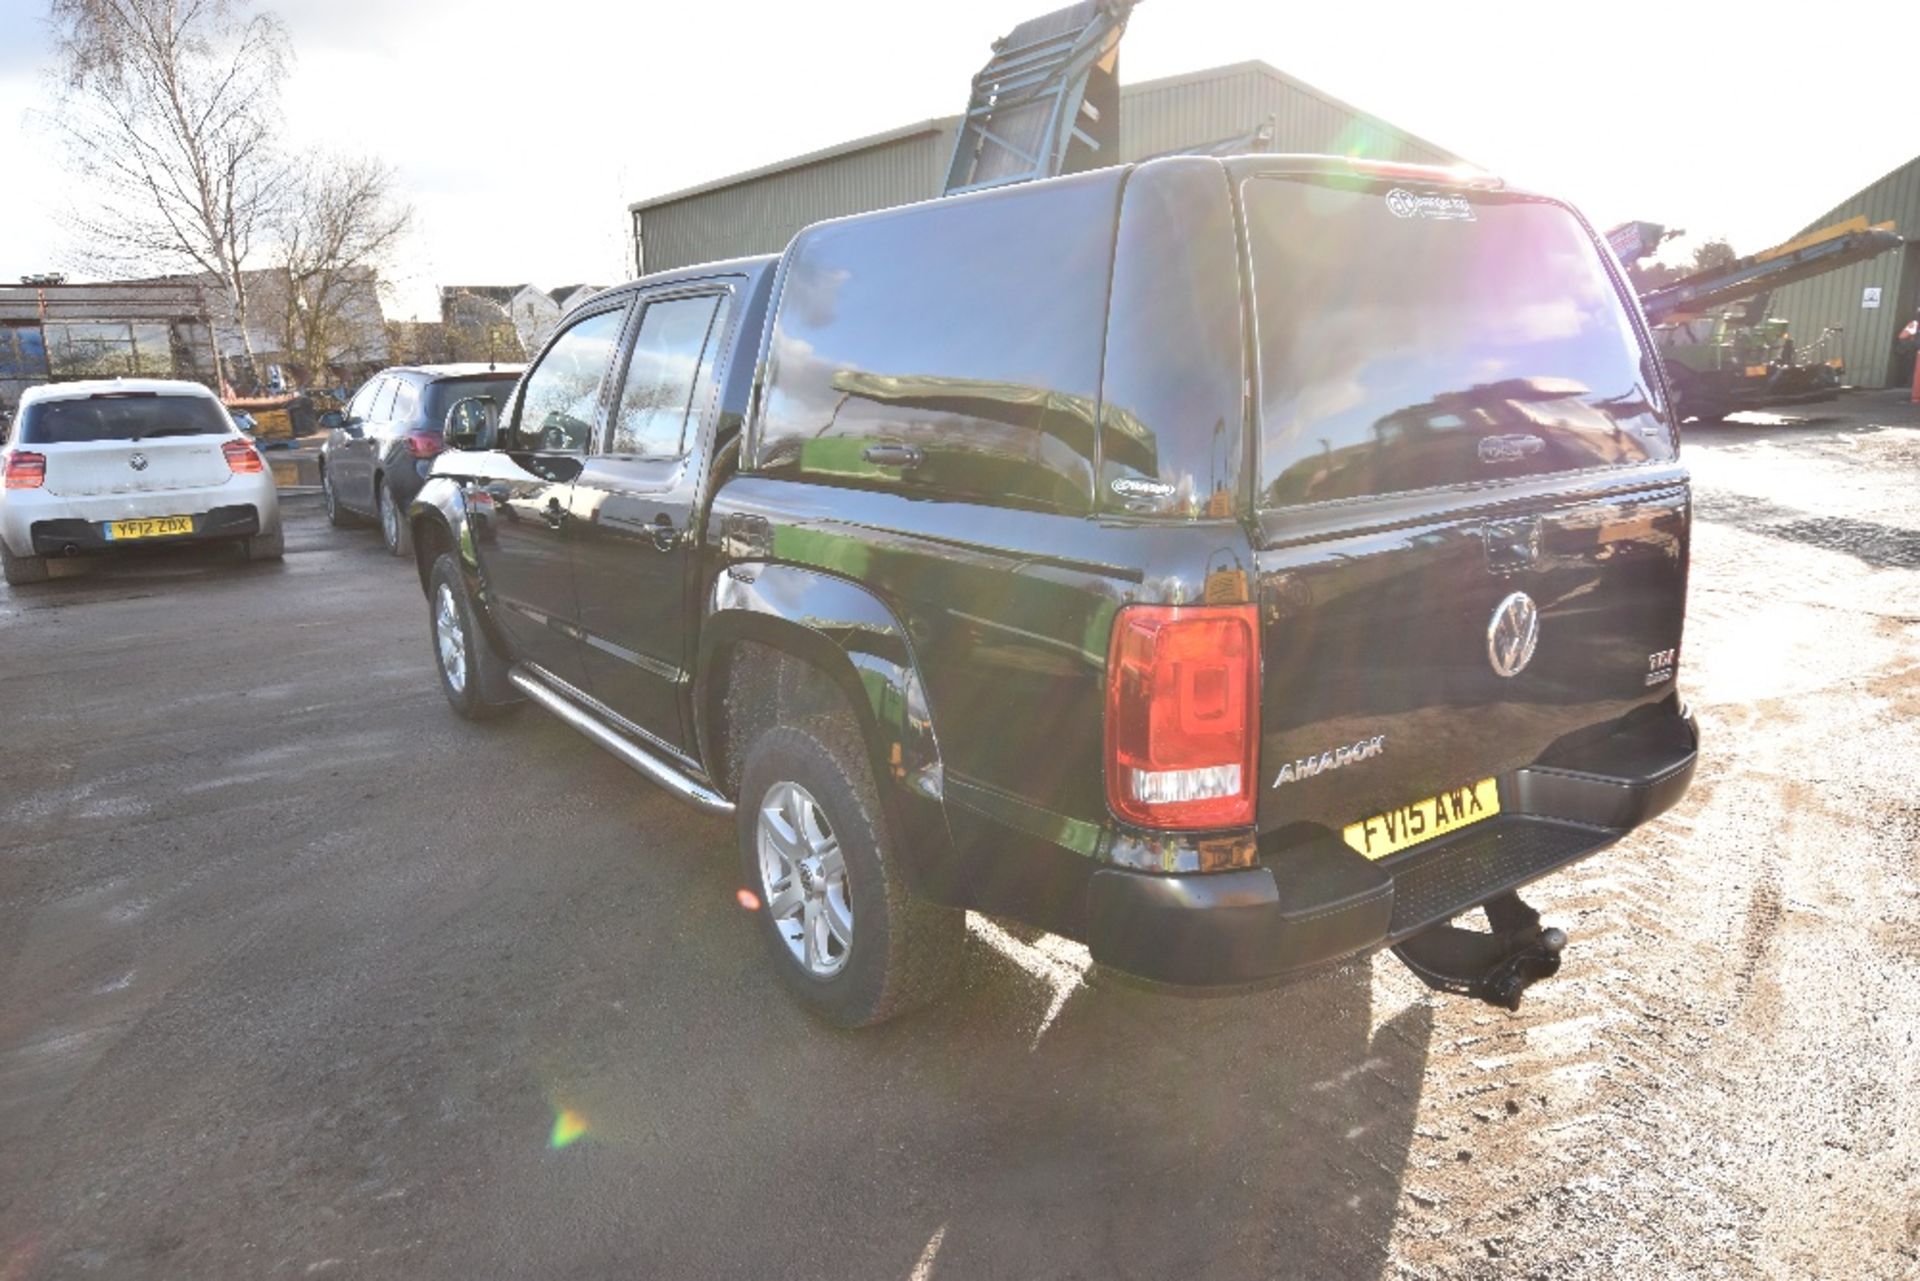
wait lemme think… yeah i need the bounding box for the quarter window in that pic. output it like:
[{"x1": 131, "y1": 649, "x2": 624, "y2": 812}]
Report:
[
  {"x1": 508, "y1": 307, "x2": 627, "y2": 452},
  {"x1": 608, "y1": 294, "x2": 726, "y2": 458}
]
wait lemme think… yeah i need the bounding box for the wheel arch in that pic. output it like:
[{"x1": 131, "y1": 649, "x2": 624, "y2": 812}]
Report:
[{"x1": 700, "y1": 564, "x2": 966, "y2": 906}]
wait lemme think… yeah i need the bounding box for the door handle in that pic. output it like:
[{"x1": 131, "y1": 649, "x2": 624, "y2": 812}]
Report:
[
  {"x1": 649, "y1": 514, "x2": 679, "y2": 552},
  {"x1": 861, "y1": 443, "x2": 924, "y2": 468},
  {"x1": 543, "y1": 498, "x2": 567, "y2": 530}
]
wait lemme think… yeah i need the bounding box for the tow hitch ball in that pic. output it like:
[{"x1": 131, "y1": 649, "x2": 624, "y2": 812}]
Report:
[{"x1": 1391, "y1": 890, "x2": 1567, "y2": 1011}]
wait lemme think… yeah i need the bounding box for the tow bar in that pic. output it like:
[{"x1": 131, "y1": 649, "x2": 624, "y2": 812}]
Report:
[{"x1": 1391, "y1": 890, "x2": 1567, "y2": 1010}]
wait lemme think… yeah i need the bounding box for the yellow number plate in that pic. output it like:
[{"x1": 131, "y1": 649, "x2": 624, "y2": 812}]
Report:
[
  {"x1": 106, "y1": 515, "x2": 194, "y2": 541},
  {"x1": 1342, "y1": 778, "x2": 1500, "y2": 861}
]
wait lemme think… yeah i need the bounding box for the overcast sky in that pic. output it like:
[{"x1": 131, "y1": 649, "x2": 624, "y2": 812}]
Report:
[{"x1": 1, "y1": 1, "x2": 1914, "y2": 320}]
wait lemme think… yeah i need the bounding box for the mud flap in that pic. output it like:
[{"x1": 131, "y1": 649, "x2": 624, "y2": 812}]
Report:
[{"x1": 1391, "y1": 891, "x2": 1566, "y2": 1011}]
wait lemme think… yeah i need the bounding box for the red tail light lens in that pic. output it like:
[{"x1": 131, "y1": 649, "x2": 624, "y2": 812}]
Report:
[
  {"x1": 1105, "y1": 604, "x2": 1259, "y2": 830},
  {"x1": 405, "y1": 430, "x2": 444, "y2": 459},
  {"x1": 222, "y1": 438, "x2": 264, "y2": 474},
  {"x1": 4, "y1": 451, "x2": 46, "y2": 489}
]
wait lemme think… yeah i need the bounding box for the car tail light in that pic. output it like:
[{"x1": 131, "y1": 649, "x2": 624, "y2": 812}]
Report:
[
  {"x1": 4, "y1": 451, "x2": 46, "y2": 489},
  {"x1": 405, "y1": 430, "x2": 444, "y2": 459},
  {"x1": 1105, "y1": 604, "x2": 1259, "y2": 830},
  {"x1": 222, "y1": 438, "x2": 264, "y2": 474}
]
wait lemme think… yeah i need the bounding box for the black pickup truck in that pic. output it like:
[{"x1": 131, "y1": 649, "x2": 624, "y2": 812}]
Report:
[{"x1": 409, "y1": 154, "x2": 1699, "y2": 1027}]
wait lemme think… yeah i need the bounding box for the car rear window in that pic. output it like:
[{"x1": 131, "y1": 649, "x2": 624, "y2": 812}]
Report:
[
  {"x1": 1246, "y1": 177, "x2": 1674, "y2": 509},
  {"x1": 422, "y1": 377, "x2": 520, "y2": 433},
  {"x1": 18, "y1": 393, "x2": 230, "y2": 444}
]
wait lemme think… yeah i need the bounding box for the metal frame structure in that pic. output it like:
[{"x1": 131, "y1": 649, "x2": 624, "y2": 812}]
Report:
[{"x1": 942, "y1": 0, "x2": 1137, "y2": 197}]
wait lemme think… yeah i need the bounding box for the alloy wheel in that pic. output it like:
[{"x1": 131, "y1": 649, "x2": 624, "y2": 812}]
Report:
[
  {"x1": 434, "y1": 583, "x2": 467, "y2": 694},
  {"x1": 756, "y1": 780, "x2": 853, "y2": 978},
  {"x1": 380, "y1": 485, "x2": 399, "y2": 548}
]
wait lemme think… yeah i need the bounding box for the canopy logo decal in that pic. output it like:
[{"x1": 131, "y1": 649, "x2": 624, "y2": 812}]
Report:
[{"x1": 1386, "y1": 188, "x2": 1474, "y2": 222}]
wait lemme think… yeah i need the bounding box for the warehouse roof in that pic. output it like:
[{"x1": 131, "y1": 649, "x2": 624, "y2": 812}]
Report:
[{"x1": 629, "y1": 59, "x2": 1460, "y2": 214}]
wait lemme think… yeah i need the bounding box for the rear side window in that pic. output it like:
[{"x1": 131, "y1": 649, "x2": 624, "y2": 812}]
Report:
[
  {"x1": 1246, "y1": 178, "x2": 1673, "y2": 509},
  {"x1": 755, "y1": 168, "x2": 1121, "y2": 514},
  {"x1": 19, "y1": 394, "x2": 230, "y2": 444},
  {"x1": 370, "y1": 378, "x2": 401, "y2": 422},
  {"x1": 608, "y1": 294, "x2": 726, "y2": 458},
  {"x1": 390, "y1": 379, "x2": 419, "y2": 425}
]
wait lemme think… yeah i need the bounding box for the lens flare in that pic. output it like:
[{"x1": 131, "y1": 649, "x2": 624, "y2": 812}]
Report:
[
  {"x1": 549, "y1": 1107, "x2": 589, "y2": 1150},
  {"x1": 735, "y1": 888, "x2": 761, "y2": 911}
]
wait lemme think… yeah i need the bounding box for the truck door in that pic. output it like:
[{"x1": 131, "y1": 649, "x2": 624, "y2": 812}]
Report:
[
  {"x1": 473, "y1": 303, "x2": 629, "y2": 691},
  {"x1": 569, "y1": 285, "x2": 734, "y2": 752}
]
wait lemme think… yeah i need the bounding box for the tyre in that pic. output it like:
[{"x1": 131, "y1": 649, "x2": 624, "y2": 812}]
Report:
[
  {"x1": 1, "y1": 542, "x2": 50, "y2": 586},
  {"x1": 244, "y1": 527, "x2": 285, "y2": 561},
  {"x1": 321, "y1": 464, "x2": 350, "y2": 528},
  {"x1": 377, "y1": 478, "x2": 412, "y2": 557},
  {"x1": 428, "y1": 552, "x2": 514, "y2": 720},
  {"x1": 738, "y1": 717, "x2": 963, "y2": 1027}
]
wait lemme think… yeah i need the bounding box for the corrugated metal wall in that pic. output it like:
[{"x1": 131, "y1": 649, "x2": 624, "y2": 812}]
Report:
[
  {"x1": 638, "y1": 128, "x2": 953, "y2": 276},
  {"x1": 634, "y1": 62, "x2": 1458, "y2": 274},
  {"x1": 1114, "y1": 64, "x2": 1454, "y2": 166},
  {"x1": 1763, "y1": 154, "x2": 1920, "y2": 388}
]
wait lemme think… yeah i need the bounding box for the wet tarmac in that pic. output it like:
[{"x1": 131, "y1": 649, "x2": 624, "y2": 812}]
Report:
[{"x1": 1, "y1": 391, "x2": 1916, "y2": 1278}]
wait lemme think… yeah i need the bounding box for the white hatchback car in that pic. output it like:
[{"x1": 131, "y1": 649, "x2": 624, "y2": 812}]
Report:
[{"x1": 0, "y1": 379, "x2": 282, "y2": 585}]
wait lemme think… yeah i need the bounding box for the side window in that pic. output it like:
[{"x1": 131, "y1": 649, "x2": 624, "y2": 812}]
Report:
[
  {"x1": 390, "y1": 379, "x2": 419, "y2": 426},
  {"x1": 370, "y1": 377, "x2": 400, "y2": 422},
  {"x1": 507, "y1": 307, "x2": 628, "y2": 453},
  {"x1": 754, "y1": 168, "x2": 1120, "y2": 514},
  {"x1": 346, "y1": 377, "x2": 382, "y2": 422},
  {"x1": 607, "y1": 294, "x2": 726, "y2": 458}
]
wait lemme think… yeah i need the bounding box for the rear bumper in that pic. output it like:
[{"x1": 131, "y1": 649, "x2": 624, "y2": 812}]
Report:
[
  {"x1": 2, "y1": 474, "x2": 279, "y2": 556},
  {"x1": 1084, "y1": 702, "x2": 1699, "y2": 986},
  {"x1": 25, "y1": 504, "x2": 264, "y2": 555}
]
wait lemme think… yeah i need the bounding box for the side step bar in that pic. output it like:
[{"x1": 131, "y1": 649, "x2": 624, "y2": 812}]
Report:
[{"x1": 507, "y1": 666, "x2": 735, "y2": 817}]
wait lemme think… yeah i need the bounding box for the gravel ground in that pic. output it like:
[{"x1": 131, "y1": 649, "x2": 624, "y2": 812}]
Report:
[{"x1": 1, "y1": 392, "x2": 1916, "y2": 1279}]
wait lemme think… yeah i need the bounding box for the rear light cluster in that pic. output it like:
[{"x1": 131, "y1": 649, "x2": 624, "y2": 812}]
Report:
[
  {"x1": 1105, "y1": 604, "x2": 1259, "y2": 830},
  {"x1": 222, "y1": 438, "x2": 264, "y2": 474},
  {"x1": 4, "y1": 452, "x2": 46, "y2": 489},
  {"x1": 405, "y1": 430, "x2": 444, "y2": 459}
]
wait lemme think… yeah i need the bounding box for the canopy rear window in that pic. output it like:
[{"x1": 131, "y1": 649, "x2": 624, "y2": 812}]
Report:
[
  {"x1": 19, "y1": 393, "x2": 230, "y2": 444},
  {"x1": 1246, "y1": 178, "x2": 1673, "y2": 509}
]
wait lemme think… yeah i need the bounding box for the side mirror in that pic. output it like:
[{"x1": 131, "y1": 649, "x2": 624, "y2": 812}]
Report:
[
  {"x1": 318, "y1": 410, "x2": 345, "y2": 431},
  {"x1": 445, "y1": 396, "x2": 499, "y2": 451}
]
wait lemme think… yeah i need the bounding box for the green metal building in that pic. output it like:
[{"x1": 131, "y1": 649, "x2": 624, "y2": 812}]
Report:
[
  {"x1": 1765, "y1": 154, "x2": 1920, "y2": 388},
  {"x1": 628, "y1": 60, "x2": 1460, "y2": 276}
]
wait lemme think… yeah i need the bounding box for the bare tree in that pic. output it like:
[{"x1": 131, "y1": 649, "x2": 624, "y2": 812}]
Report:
[
  {"x1": 47, "y1": 0, "x2": 290, "y2": 385},
  {"x1": 275, "y1": 155, "x2": 412, "y2": 383}
]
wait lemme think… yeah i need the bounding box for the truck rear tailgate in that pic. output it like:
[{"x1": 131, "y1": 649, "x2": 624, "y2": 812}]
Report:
[{"x1": 1239, "y1": 169, "x2": 1690, "y2": 867}]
